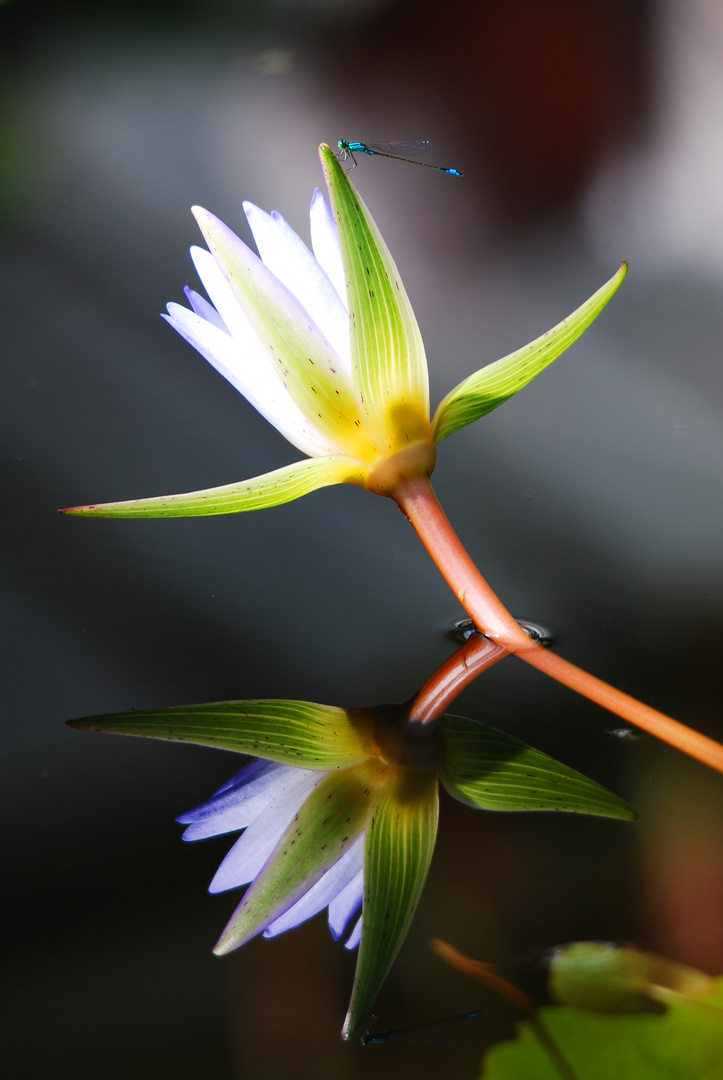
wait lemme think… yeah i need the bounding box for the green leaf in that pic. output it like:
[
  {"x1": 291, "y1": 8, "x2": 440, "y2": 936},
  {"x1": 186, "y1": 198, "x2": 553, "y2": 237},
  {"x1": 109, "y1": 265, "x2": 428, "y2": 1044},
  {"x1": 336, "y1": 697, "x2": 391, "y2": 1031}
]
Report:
[
  {"x1": 214, "y1": 762, "x2": 381, "y2": 953},
  {"x1": 67, "y1": 699, "x2": 377, "y2": 770},
  {"x1": 320, "y1": 144, "x2": 431, "y2": 454},
  {"x1": 193, "y1": 207, "x2": 376, "y2": 461},
  {"x1": 439, "y1": 715, "x2": 637, "y2": 819},
  {"x1": 343, "y1": 765, "x2": 439, "y2": 1040},
  {"x1": 60, "y1": 455, "x2": 367, "y2": 517},
  {"x1": 480, "y1": 981, "x2": 723, "y2": 1080},
  {"x1": 431, "y1": 263, "x2": 628, "y2": 443}
]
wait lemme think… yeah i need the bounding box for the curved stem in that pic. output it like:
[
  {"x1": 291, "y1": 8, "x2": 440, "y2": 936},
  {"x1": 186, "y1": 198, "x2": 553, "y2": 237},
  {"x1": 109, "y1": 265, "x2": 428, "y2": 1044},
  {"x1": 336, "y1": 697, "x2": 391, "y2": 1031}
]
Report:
[
  {"x1": 409, "y1": 633, "x2": 507, "y2": 726},
  {"x1": 395, "y1": 475, "x2": 723, "y2": 775},
  {"x1": 394, "y1": 475, "x2": 532, "y2": 649}
]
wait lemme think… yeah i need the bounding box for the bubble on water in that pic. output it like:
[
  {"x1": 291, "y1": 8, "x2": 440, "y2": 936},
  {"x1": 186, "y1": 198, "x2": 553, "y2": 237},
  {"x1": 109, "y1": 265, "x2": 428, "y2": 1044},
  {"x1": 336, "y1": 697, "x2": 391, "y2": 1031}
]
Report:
[
  {"x1": 605, "y1": 727, "x2": 640, "y2": 741},
  {"x1": 447, "y1": 618, "x2": 554, "y2": 646},
  {"x1": 448, "y1": 618, "x2": 476, "y2": 644},
  {"x1": 514, "y1": 619, "x2": 554, "y2": 646}
]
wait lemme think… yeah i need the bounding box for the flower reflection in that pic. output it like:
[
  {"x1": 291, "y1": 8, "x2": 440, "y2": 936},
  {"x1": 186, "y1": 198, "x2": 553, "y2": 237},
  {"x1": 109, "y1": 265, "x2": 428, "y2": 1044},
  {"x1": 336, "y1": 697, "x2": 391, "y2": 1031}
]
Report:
[
  {"x1": 71, "y1": 696, "x2": 634, "y2": 1038},
  {"x1": 178, "y1": 758, "x2": 365, "y2": 951}
]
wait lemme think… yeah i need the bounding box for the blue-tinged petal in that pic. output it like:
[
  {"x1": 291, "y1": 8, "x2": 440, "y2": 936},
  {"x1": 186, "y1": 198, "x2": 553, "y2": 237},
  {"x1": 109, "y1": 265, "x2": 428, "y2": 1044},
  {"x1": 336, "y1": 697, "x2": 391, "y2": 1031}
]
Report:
[
  {"x1": 61, "y1": 454, "x2": 369, "y2": 518},
  {"x1": 309, "y1": 188, "x2": 347, "y2": 312},
  {"x1": 178, "y1": 761, "x2": 296, "y2": 841},
  {"x1": 214, "y1": 762, "x2": 383, "y2": 954},
  {"x1": 164, "y1": 301, "x2": 337, "y2": 458},
  {"x1": 205, "y1": 758, "x2": 270, "y2": 798},
  {"x1": 344, "y1": 915, "x2": 362, "y2": 951},
  {"x1": 209, "y1": 769, "x2": 322, "y2": 893},
  {"x1": 328, "y1": 867, "x2": 364, "y2": 941},
  {"x1": 183, "y1": 285, "x2": 228, "y2": 331},
  {"x1": 263, "y1": 832, "x2": 365, "y2": 938},
  {"x1": 243, "y1": 201, "x2": 351, "y2": 370}
]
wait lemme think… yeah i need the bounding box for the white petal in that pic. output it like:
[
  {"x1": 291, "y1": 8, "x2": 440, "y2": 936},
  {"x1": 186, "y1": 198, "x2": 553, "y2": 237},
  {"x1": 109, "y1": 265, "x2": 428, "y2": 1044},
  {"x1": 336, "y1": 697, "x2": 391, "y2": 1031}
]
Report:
[
  {"x1": 178, "y1": 761, "x2": 296, "y2": 840},
  {"x1": 183, "y1": 286, "x2": 228, "y2": 332},
  {"x1": 263, "y1": 833, "x2": 365, "y2": 939},
  {"x1": 190, "y1": 244, "x2": 272, "y2": 350},
  {"x1": 328, "y1": 866, "x2": 364, "y2": 940},
  {"x1": 190, "y1": 245, "x2": 313, "y2": 400},
  {"x1": 208, "y1": 769, "x2": 322, "y2": 893},
  {"x1": 309, "y1": 188, "x2": 347, "y2": 312},
  {"x1": 243, "y1": 201, "x2": 350, "y2": 371},
  {"x1": 344, "y1": 914, "x2": 362, "y2": 951},
  {"x1": 163, "y1": 303, "x2": 337, "y2": 458},
  {"x1": 192, "y1": 209, "x2": 364, "y2": 458}
]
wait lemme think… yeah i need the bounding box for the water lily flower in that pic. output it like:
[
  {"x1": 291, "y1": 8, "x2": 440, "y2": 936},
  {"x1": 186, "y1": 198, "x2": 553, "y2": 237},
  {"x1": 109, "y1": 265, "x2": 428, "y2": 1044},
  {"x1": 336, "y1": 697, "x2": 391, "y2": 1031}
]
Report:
[
  {"x1": 68, "y1": 696, "x2": 635, "y2": 1039},
  {"x1": 62, "y1": 143, "x2": 624, "y2": 564}
]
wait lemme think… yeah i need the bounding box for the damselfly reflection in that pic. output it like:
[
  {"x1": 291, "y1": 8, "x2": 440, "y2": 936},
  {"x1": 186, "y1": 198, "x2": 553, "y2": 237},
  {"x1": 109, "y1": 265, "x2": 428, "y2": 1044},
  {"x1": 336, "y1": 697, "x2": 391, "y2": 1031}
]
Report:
[
  {"x1": 337, "y1": 140, "x2": 462, "y2": 177},
  {"x1": 361, "y1": 1009, "x2": 481, "y2": 1046}
]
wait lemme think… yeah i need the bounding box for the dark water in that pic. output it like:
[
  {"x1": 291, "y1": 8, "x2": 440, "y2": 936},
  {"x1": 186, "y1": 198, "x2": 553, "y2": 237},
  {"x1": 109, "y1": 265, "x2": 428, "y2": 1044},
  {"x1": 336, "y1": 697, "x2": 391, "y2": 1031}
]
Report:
[{"x1": 2, "y1": 2, "x2": 722, "y2": 1077}]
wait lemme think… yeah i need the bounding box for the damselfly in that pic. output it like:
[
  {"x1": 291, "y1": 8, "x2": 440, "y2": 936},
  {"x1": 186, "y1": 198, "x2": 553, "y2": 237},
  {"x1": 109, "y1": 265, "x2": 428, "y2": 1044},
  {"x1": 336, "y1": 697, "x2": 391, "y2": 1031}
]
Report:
[
  {"x1": 337, "y1": 140, "x2": 462, "y2": 177},
  {"x1": 361, "y1": 1009, "x2": 481, "y2": 1046}
]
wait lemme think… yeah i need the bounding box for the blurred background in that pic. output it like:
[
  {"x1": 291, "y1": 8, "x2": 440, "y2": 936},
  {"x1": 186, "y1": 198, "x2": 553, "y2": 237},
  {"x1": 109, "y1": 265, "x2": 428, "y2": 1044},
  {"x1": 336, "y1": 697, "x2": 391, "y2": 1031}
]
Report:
[{"x1": 2, "y1": 0, "x2": 722, "y2": 1076}]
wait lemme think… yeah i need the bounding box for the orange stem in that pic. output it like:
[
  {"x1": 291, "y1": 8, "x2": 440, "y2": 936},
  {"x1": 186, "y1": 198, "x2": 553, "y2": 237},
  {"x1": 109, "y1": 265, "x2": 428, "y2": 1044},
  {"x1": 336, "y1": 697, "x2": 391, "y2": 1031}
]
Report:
[
  {"x1": 522, "y1": 647, "x2": 723, "y2": 772},
  {"x1": 431, "y1": 939, "x2": 536, "y2": 1016},
  {"x1": 409, "y1": 632, "x2": 507, "y2": 726},
  {"x1": 394, "y1": 475, "x2": 723, "y2": 774},
  {"x1": 394, "y1": 475, "x2": 532, "y2": 650}
]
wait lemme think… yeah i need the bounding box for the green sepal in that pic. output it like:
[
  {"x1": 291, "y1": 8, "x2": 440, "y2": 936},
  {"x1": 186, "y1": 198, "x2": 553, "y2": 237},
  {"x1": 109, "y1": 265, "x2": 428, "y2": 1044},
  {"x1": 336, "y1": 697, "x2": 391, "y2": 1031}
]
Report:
[
  {"x1": 342, "y1": 765, "x2": 439, "y2": 1040},
  {"x1": 439, "y1": 715, "x2": 637, "y2": 819},
  {"x1": 67, "y1": 699, "x2": 377, "y2": 770},
  {"x1": 320, "y1": 144, "x2": 431, "y2": 453},
  {"x1": 214, "y1": 763, "x2": 383, "y2": 954},
  {"x1": 432, "y1": 263, "x2": 628, "y2": 443},
  {"x1": 60, "y1": 455, "x2": 367, "y2": 518}
]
